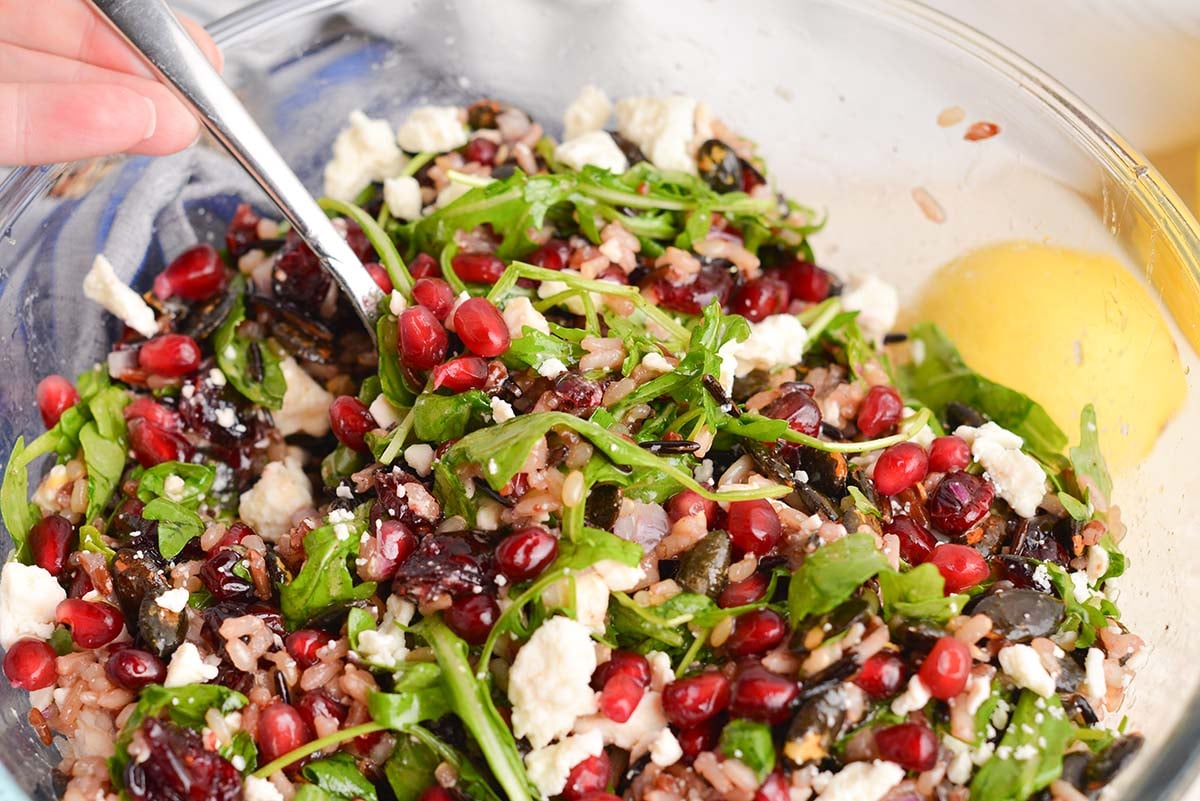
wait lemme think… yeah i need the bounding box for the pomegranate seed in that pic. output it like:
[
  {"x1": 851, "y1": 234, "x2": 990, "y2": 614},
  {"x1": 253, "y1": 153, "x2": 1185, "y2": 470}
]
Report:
[
  {"x1": 928, "y1": 544, "x2": 990, "y2": 593},
  {"x1": 756, "y1": 773, "x2": 791, "y2": 801},
  {"x1": 285, "y1": 630, "x2": 334, "y2": 669},
  {"x1": 432, "y1": 356, "x2": 489, "y2": 392},
  {"x1": 256, "y1": 702, "x2": 313, "y2": 764},
  {"x1": 929, "y1": 435, "x2": 972, "y2": 473},
  {"x1": 29, "y1": 515, "x2": 76, "y2": 576},
  {"x1": 36, "y1": 375, "x2": 80, "y2": 428},
  {"x1": 728, "y1": 277, "x2": 789, "y2": 322},
  {"x1": 778, "y1": 259, "x2": 831, "y2": 303},
  {"x1": 370, "y1": 520, "x2": 418, "y2": 581},
  {"x1": 297, "y1": 689, "x2": 348, "y2": 731},
  {"x1": 329, "y1": 396, "x2": 378, "y2": 452},
  {"x1": 563, "y1": 752, "x2": 610, "y2": 801},
  {"x1": 105, "y1": 648, "x2": 166, "y2": 690},
  {"x1": 443, "y1": 594, "x2": 499, "y2": 644},
  {"x1": 199, "y1": 549, "x2": 254, "y2": 601},
  {"x1": 927, "y1": 472, "x2": 995, "y2": 534},
  {"x1": 725, "y1": 609, "x2": 788, "y2": 657},
  {"x1": 365, "y1": 262, "x2": 393, "y2": 293},
  {"x1": 662, "y1": 672, "x2": 731, "y2": 727},
  {"x1": 730, "y1": 665, "x2": 799, "y2": 723},
  {"x1": 495, "y1": 527, "x2": 558, "y2": 581},
  {"x1": 577, "y1": 794, "x2": 622, "y2": 801},
  {"x1": 418, "y1": 790, "x2": 456, "y2": 801},
  {"x1": 598, "y1": 672, "x2": 644, "y2": 723},
  {"x1": 452, "y1": 253, "x2": 505, "y2": 285},
  {"x1": 883, "y1": 515, "x2": 937, "y2": 566},
  {"x1": 137, "y1": 334, "x2": 201, "y2": 378},
  {"x1": 718, "y1": 572, "x2": 770, "y2": 609},
  {"x1": 3, "y1": 639, "x2": 57, "y2": 690},
  {"x1": 873, "y1": 442, "x2": 929, "y2": 496},
  {"x1": 875, "y1": 723, "x2": 938, "y2": 771},
  {"x1": 726, "y1": 499, "x2": 782, "y2": 557},
  {"x1": 666, "y1": 490, "x2": 717, "y2": 525},
  {"x1": 123, "y1": 397, "x2": 183, "y2": 431},
  {"x1": 409, "y1": 253, "x2": 441, "y2": 279},
  {"x1": 919, "y1": 636, "x2": 972, "y2": 699},
  {"x1": 527, "y1": 239, "x2": 571, "y2": 271},
  {"x1": 762, "y1": 390, "x2": 822, "y2": 437},
  {"x1": 397, "y1": 306, "x2": 449, "y2": 371},
  {"x1": 854, "y1": 652, "x2": 908, "y2": 697},
  {"x1": 464, "y1": 137, "x2": 499, "y2": 166},
  {"x1": 413, "y1": 277, "x2": 457, "y2": 320},
  {"x1": 55, "y1": 599, "x2": 123, "y2": 648},
  {"x1": 153, "y1": 244, "x2": 227, "y2": 301},
  {"x1": 677, "y1": 719, "x2": 720, "y2": 762},
  {"x1": 592, "y1": 651, "x2": 651, "y2": 690},
  {"x1": 454, "y1": 298, "x2": 511, "y2": 357},
  {"x1": 857, "y1": 386, "x2": 903, "y2": 438}
]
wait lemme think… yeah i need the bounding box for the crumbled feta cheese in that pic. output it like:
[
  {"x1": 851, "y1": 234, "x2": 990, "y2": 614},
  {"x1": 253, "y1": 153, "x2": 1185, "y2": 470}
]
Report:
[
  {"x1": 1084, "y1": 647, "x2": 1107, "y2": 701},
  {"x1": 954, "y1": 423, "x2": 1047, "y2": 517},
  {"x1": 383, "y1": 175, "x2": 423, "y2": 220},
  {"x1": 161, "y1": 474, "x2": 186, "y2": 503},
  {"x1": 164, "y1": 642, "x2": 219, "y2": 688},
  {"x1": 555, "y1": 131, "x2": 629, "y2": 174},
  {"x1": 998, "y1": 644, "x2": 1056, "y2": 698},
  {"x1": 1069, "y1": 571, "x2": 1096, "y2": 604},
  {"x1": 524, "y1": 730, "x2": 604, "y2": 799},
  {"x1": 274, "y1": 357, "x2": 333, "y2": 438},
  {"x1": 215, "y1": 407, "x2": 237, "y2": 428},
  {"x1": 592, "y1": 560, "x2": 645, "y2": 592},
  {"x1": 890, "y1": 675, "x2": 932, "y2": 715},
  {"x1": 503, "y1": 296, "x2": 551, "y2": 337},
  {"x1": 646, "y1": 651, "x2": 673, "y2": 691},
  {"x1": 537, "y1": 358, "x2": 569, "y2": 379},
  {"x1": 404, "y1": 443, "x2": 436, "y2": 477},
  {"x1": 720, "y1": 313, "x2": 808, "y2": 380},
  {"x1": 1086, "y1": 545, "x2": 1110, "y2": 582},
  {"x1": 649, "y1": 728, "x2": 683, "y2": 767},
  {"x1": 155, "y1": 588, "x2": 190, "y2": 614},
  {"x1": 243, "y1": 775, "x2": 283, "y2": 801},
  {"x1": 436, "y1": 181, "x2": 471, "y2": 209},
  {"x1": 389, "y1": 290, "x2": 408, "y2": 316},
  {"x1": 574, "y1": 690, "x2": 670, "y2": 759},
  {"x1": 640, "y1": 352, "x2": 674, "y2": 375},
  {"x1": 238, "y1": 457, "x2": 313, "y2": 541},
  {"x1": 490, "y1": 397, "x2": 516, "y2": 423},
  {"x1": 839, "y1": 273, "x2": 899, "y2": 342},
  {"x1": 814, "y1": 760, "x2": 905, "y2": 801},
  {"x1": 546, "y1": 570, "x2": 610, "y2": 631},
  {"x1": 323, "y1": 110, "x2": 407, "y2": 202},
  {"x1": 537, "y1": 272, "x2": 589, "y2": 315},
  {"x1": 328, "y1": 507, "x2": 356, "y2": 541},
  {"x1": 83, "y1": 254, "x2": 158, "y2": 338},
  {"x1": 0, "y1": 562, "x2": 67, "y2": 648},
  {"x1": 355, "y1": 595, "x2": 415, "y2": 670},
  {"x1": 336, "y1": 485, "x2": 354, "y2": 500},
  {"x1": 368, "y1": 395, "x2": 400, "y2": 429},
  {"x1": 508, "y1": 616, "x2": 598, "y2": 748},
  {"x1": 614, "y1": 95, "x2": 699, "y2": 173},
  {"x1": 563, "y1": 85, "x2": 612, "y2": 141},
  {"x1": 208, "y1": 368, "x2": 227, "y2": 388},
  {"x1": 396, "y1": 106, "x2": 469, "y2": 153}
]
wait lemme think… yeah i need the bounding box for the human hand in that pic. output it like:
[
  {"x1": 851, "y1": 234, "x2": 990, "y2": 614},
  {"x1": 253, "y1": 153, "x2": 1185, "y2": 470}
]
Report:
[{"x1": 0, "y1": 0, "x2": 222, "y2": 166}]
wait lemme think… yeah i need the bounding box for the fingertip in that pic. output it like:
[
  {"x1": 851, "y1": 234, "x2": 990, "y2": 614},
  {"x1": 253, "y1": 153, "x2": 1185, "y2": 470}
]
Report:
[{"x1": 123, "y1": 84, "x2": 202, "y2": 157}]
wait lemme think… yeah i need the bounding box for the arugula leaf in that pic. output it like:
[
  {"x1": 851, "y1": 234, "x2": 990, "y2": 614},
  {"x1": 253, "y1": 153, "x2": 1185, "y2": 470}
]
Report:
[
  {"x1": 77, "y1": 384, "x2": 130, "y2": 522},
  {"x1": 213, "y1": 276, "x2": 287, "y2": 410},
  {"x1": 280, "y1": 508, "x2": 378, "y2": 630},
  {"x1": 411, "y1": 390, "x2": 491, "y2": 442},
  {"x1": 969, "y1": 691, "x2": 1071, "y2": 801},
  {"x1": 76, "y1": 364, "x2": 111, "y2": 401},
  {"x1": 384, "y1": 733, "x2": 441, "y2": 801},
  {"x1": 788, "y1": 533, "x2": 889, "y2": 621},
  {"x1": 847, "y1": 486, "x2": 881, "y2": 518},
  {"x1": 142, "y1": 497, "x2": 206, "y2": 560},
  {"x1": 877, "y1": 564, "x2": 968, "y2": 623},
  {"x1": 321, "y1": 444, "x2": 366, "y2": 488},
  {"x1": 1070, "y1": 404, "x2": 1112, "y2": 501},
  {"x1": 1, "y1": 437, "x2": 46, "y2": 561},
  {"x1": 137, "y1": 461, "x2": 215, "y2": 507},
  {"x1": 503, "y1": 328, "x2": 580, "y2": 372},
  {"x1": 221, "y1": 731, "x2": 257, "y2": 775},
  {"x1": 367, "y1": 687, "x2": 451, "y2": 731},
  {"x1": 396, "y1": 727, "x2": 504, "y2": 801},
  {"x1": 1057, "y1": 492, "x2": 1090, "y2": 521},
  {"x1": 719, "y1": 720, "x2": 776, "y2": 782},
  {"x1": 817, "y1": 310, "x2": 879, "y2": 378},
  {"x1": 79, "y1": 524, "x2": 115, "y2": 560},
  {"x1": 1042, "y1": 561, "x2": 1108, "y2": 649},
  {"x1": 319, "y1": 197, "x2": 413, "y2": 296},
  {"x1": 301, "y1": 752, "x2": 380, "y2": 801},
  {"x1": 376, "y1": 314, "x2": 418, "y2": 406}
]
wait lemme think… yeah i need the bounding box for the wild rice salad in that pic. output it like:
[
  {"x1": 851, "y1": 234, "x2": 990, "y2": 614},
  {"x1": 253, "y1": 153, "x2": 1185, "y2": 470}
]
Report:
[{"x1": 1, "y1": 88, "x2": 1144, "y2": 801}]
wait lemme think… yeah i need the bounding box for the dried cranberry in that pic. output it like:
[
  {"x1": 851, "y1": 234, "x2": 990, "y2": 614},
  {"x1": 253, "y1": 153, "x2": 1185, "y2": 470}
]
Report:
[
  {"x1": 225, "y1": 203, "x2": 263, "y2": 257},
  {"x1": 452, "y1": 253, "x2": 505, "y2": 285},
  {"x1": 729, "y1": 665, "x2": 799, "y2": 724},
  {"x1": 284, "y1": 630, "x2": 334, "y2": 669},
  {"x1": 329, "y1": 396, "x2": 377, "y2": 453},
  {"x1": 928, "y1": 544, "x2": 989, "y2": 593},
  {"x1": 726, "y1": 499, "x2": 781, "y2": 557},
  {"x1": 443, "y1": 594, "x2": 499, "y2": 644},
  {"x1": 642, "y1": 262, "x2": 735, "y2": 315},
  {"x1": 762, "y1": 390, "x2": 822, "y2": 437},
  {"x1": 777, "y1": 259, "x2": 832, "y2": 303},
  {"x1": 409, "y1": 253, "x2": 441, "y2": 280},
  {"x1": 199, "y1": 549, "x2": 254, "y2": 601},
  {"x1": 297, "y1": 689, "x2": 348, "y2": 731},
  {"x1": 928, "y1": 435, "x2": 971, "y2": 473},
  {"x1": 854, "y1": 652, "x2": 908, "y2": 698},
  {"x1": 454, "y1": 298, "x2": 511, "y2": 357},
  {"x1": 139, "y1": 335, "x2": 202, "y2": 377},
  {"x1": 550, "y1": 373, "x2": 602, "y2": 417},
  {"x1": 662, "y1": 672, "x2": 731, "y2": 727},
  {"x1": 592, "y1": 651, "x2": 651, "y2": 691},
  {"x1": 927, "y1": 472, "x2": 994, "y2": 534},
  {"x1": 527, "y1": 239, "x2": 571, "y2": 271},
  {"x1": 857, "y1": 386, "x2": 903, "y2": 438},
  {"x1": 883, "y1": 515, "x2": 937, "y2": 566},
  {"x1": 464, "y1": 137, "x2": 499, "y2": 166},
  {"x1": 666, "y1": 490, "x2": 717, "y2": 526},
  {"x1": 106, "y1": 648, "x2": 166, "y2": 690},
  {"x1": 393, "y1": 535, "x2": 487, "y2": 603},
  {"x1": 563, "y1": 751, "x2": 610, "y2": 801},
  {"x1": 397, "y1": 306, "x2": 450, "y2": 371},
  {"x1": 56, "y1": 599, "x2": 123, "y2": 648},
  {"x1": 875, "y1": 723, "x2": 938, "y2": 772},
  {"x1": 29, "y1": 514, "x2": 76, "y2": 576},
  {"x1": 728, "y1": 277, "x2": 789, "y2": 322},
  {"x1": 273, "y1": 233, "x2": 332, "y2": 310},
  {"x1": 36, "y1": 375, "x2": 80, "y2": 429},
  {"x1": 1012, "y1": 517, "x2": 1068, "y2": 564},
  {"x1": 365, "y1": 262, "x2": 394, "y2": 294},
  {"x1": 412, "y1": 277, "x2": 457, "y2": 320},
  {"x1": 873, "y1": 442, "x2": 928, "y2": 496},
  {"x1": 3, "y1": 639, "x2": 56, "y2": 690},
  {"x1": 718, "y1": 572, "x2": 770, "y2": 609},
  {"x1": 125, "y1": 717, "x2": 242, "y2": 801},
  {"x1": 725, "y1": 609, "x2": 788, "y2": 657},
  {"x1": 495, "y1": 526, "x2": 558, "y2": 581},
  {"x1": 918, "y1": 636, "x2": 971, "y2": 699},
  {"x1": 257, "y1": 702, "x2": 313, "y2": 764},
  {"x1": 154, "y1": 244, "x2": 227, "y2": 301}
]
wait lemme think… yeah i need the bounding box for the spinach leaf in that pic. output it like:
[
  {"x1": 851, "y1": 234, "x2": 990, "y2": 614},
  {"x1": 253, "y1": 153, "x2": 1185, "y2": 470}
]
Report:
[
  {"x1": 394, "y1": 727, "x2": 503, "y2": 801},
  {"x1": 411, "y1": 390, "x2": 491, "y2": 442},
  {"x1": 502, "y1": 328, "x2": 580, "y2": 372},
  {"x1": 877, "y1": 564, "x2": 968, "y2": 623},
  {"x1": 137, "y1": 461, "x2": 215, "y2": 507},
  {"x1": 969, "y1": 691, "x2": 1071, "y2": 801},
  {"x1": 367, "y1": 688, "x2": 451, "y2": 730},
  {"x1": 377, "y1": 314, "x2": 417, "y2": 406},
  {"x1": 718, "y1": 720, "x2": 776, "y2": 782},
  {"x1": 293, "y1": 787, "x2": 341, "y2": 801},
  {"x1": 384, "y1": 733, "x2": 441, "y2": 801},
  {"x1": 213, "y1": 277, "x2": 287, "y2": 410},
  {"x1": 321, "y1": 444, "x2": 366, "y2": 488},
  {"x1": 788, "y1": 533, "x2": 889, "y2": 621},
  {"x1": 301, "y1": 752, "x2": 379, "y2": 801},
  {"x1": 280, "y1": 509, "x2": 378, "y2": 629},
  {"x1": 142, "y1": 497, "x2": 206, "y2": 560},
  {"x1": 1070, "y1": 404, "x2": 1112, "y2": 501},
  {"x1": 79, "y1": 425, "x2": 125, "y2": 524}
]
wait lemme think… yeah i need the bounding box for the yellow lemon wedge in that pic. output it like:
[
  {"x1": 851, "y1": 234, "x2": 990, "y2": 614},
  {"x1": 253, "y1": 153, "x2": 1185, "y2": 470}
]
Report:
[{"x1": 907, "y1": 241, "x2": 1186, "y2": 472}]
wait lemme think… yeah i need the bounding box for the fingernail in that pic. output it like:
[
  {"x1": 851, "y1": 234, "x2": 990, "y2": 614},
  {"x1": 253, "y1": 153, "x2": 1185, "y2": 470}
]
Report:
[{"x1": 142, "y1": 97, "x2": 158, "y2": 140}]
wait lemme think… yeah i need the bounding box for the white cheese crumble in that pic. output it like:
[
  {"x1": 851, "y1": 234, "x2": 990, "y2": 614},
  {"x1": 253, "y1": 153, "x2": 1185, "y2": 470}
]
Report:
[
  {"x1": 155, "y1": 588, "x2": 190, "y2": 614},
  {"x1": 328, "y1": 507, "x2": 356, "y2": 541},
  {"x1": 815, "y1": 760, "x2": 905, "y2": 801},
  {"x1": 354, "y1": 595, "x2": 416, "y2": 670},
  {"x1": 537, "y1": 358, "x2": 569, "y2": 379},
  {"x1": 718, "y1": 313, "x2": 808, "y2": 384},
  {"x1": 403, "y1": 443, "x2": 436, "y2": 477},
  {"x1": 998, "y1": 644, "x2": 1056, "y2": 698},
  {"x1": 649, "y1": 728, "x2": 683, "y2": 767},
  {"x1": 890, "y1": 675, "x2": 932, "y2": 715},
  {"x1": 164, "y1": 642, "x2": 219, "y2": 688},
  {"x1": 574, "y1": 690, "x2": 670, "y2": 760},
  {"x1": 555, "y1": 131, "x2": 629, "y2": 174},
  {"x1": 0, "y1": 562, "x2": 67, "y2": 648},
  {"x1": 614, "y1": 95, "x2": 699, "y2": 173},
  {"x1": 537, "y1": 272, "x2": 589, "y2": 315},
  {"x1": 503, "y1": 296, "x2": 551, "y2": 337},
  {"x1": 383, "y1": 175, "x2": 424, "y2": 220},
  {"x1": 215, "y1": 407, "x2": 237, "y2": 428},
  {"x1": 508, "y1": 616, "x2": 598, "y2": 748},
  {"x1": 208, "y1": 368, "x2": 227, "y2": 388},
  {"x1": 323, "y1": 110, "x2": 407, "y2": 202},
  {"x1": 563, "y1": 85, "x2": 612, "y2": 141},
  {"x1": 83, "y1": 254, "x2": 159, "y2": 338},
  {"x1": 1084, "y1": 647, "x2": 1107, "y2": 701},
  {"x1": 954, "y1": 423, "x2": 1047, "y2": 517},
  {"x1": 275, "y1": 357, "x2": 333, "y2": 438},
  {"x1": 490, "y1": 397, "x2": 516, "y2": 423},
  {"x1": 243, "y1": 776, "x2": 284, "y2": 801},
  {"x1": 396, "y1": 106, "x2": 469, "y2": 153},
  {"x1": 524, "y1": 730, "x2": 604, "y2": 799},
  {"x1": 237, "y1": 457, "x2": 313, "y2": 541},
  {"x1": 839, "y1": 273, "x2": 899, "y2": 342},
  {"x1": 368, "y1": 395, "x2": 401, "y2": 429},
  {"x1": 162, "y1": 474, "x2": 186, "y2": 503}
]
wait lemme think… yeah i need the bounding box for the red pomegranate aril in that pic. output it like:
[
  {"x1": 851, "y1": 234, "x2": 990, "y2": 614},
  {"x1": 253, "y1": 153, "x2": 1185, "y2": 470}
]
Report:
[
  {"x1": 36, "y1": 375, "x2": 80, "y2": 428},
  {"x1": 755, "y1": 773, "x2": 791, "y2": 801},
  {"x1": 857, "y1": 385, "x2": 903, "y2": 438},
  {"x1": 598, "y1": 672, "x2": 645, "y2": 723},
  {"x1": 105, "y1": 648, "x2": 166, "y2": 691},
  {"x1": 762, "y1": 390, "x2": 822, "y2": 437},
  {"x1": 409, "y1": 252, "x2": 441, "y2": 279},
  {"x1": 226, "y1": 203, "x2": 263, "y2": 256},
  {"x1": 55, "y1": 599, "x2": 123, "y2": 648},
  {"x1": 592, "y1": 651, "x2": 651, "y2": 691},
  {"x1": 29, "y1": 514, "x2": 76, "y2": 576},
  {"x1": 257, "y1": 702, "x2": 314, "y2": 764},
  {"x1": 725, "y1": 609, "x2": 788, "y2": 657},
  {"x1": 875, "y1": 723, "x2": 938, "y2": 772},
  {"x1": 3, "y1": 639, "x2": 57, "y2": 690},
  {"x1": 728, "y1": 277, "x2": 789, "y2": 322},
  {"x1": 123, "y1": 397, "x2": 183, "y2": 431},
  {"x1": 452, "y1": 253, "x2": 505, "y2": 285},
  {"x1": 397, "y1": 306, "x2": 449, "y2": 371},
  {"x1": 527, "y1": 239, "x2": 571, "y2": 271},
  {"x1": 718, "y1": 571, "x2": 770, "y2": 609},
  {"x1": 412, "y1": 277, "x2": 457, "y2": 320},
  {"x1": 730, "y1": 665, "x2": 799, "y2": 724},
  {"x1": 563, "y1": 751, "x2": 610, "y2": 801},
  {"x1": 919, "y1": 636, "x2": 972, "y2": 700},
  {"x1": 496, "y1": 526, "x2": 558, "y2": 582},
  {"x1": 779, "y1": 259, "x2": 831, "y2": 303},
  {"x1": 726, "y1": 499, "x2": 782, "y2": 557},
  {"x1": 153, "y1": 244, "x2": 227, "y2": 301},
  {"x1": 454, "y1": 298, "x2": 511, "y2": 357},
  {"x1": 464, "y1": 136, "x2": 499, "y2": 166},
  {"x1": 578, "y1": 795, "x2": 623, "y2": 801},
  {"x1": 883, "y1": 515, "x2": 937, "y2": 566},
  {"x1": 285, "y1": 630, "x2": 334, "y2": 668},
  {"x1": 444, "y1": 594, "x2": 499, "y2": 645},
  {"x1": 929, "y1": 435, "x2": 972, "y2": 473},
  {"x1": 854, "y1": 652, "x2": 908, "y2": 698},
  {"x1": 365, "y1": 262, "x2": 394, "y2": 293},
  {"x1": 431, "y1": 356, "x2": 489, "y2": 393},
  {"x1": 677, "y1": 719, "x2": 720, "y2": 762},
  {"x1": 374, "y1": 519, "x2": 418, "y2": 576},
  {"x1": 662, "y1": 671, "x2": 731, "y2": 728},
  {"x1": 928, "y1": 543, "x2": 990, "y2": 593},
  {"x1": 297, "y1": 689, "x2": 348, "y2": 731},
  {"x1": 329, "y1": 396, "x2": 378, "y2": 453},
  {"x1": 873, "y1": 442, "x2": 929, "y2": 496},
  {"x1": 927, "y1": 472, "x2": 995, "y2": 534},
  {"x1": 417, "y1": 790, "x2": 456, "y2": 801},
  {"x1": 666, "y1": 490, "x2": 717, "y2": 526},
  {"x1": 138, "y1": 334, "x2": 202, "y2": 378}
]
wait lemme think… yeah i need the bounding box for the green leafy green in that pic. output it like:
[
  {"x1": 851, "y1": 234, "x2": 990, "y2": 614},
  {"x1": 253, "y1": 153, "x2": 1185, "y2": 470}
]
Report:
[
  {"x1": 877, "y1": 564, "x2": 968, "y2": 623},
  {"x1": 320, "y1": 197, "x2": 413, "y2": 296},
  {"x1": 503, "y1": 328, "x2": 580, "y2": 372},
  {"x1": 78, "y1": 384, "x2": 130, "y2": 522},
  {"x1": 1042, "y1": 562, "x2": 1108, "y2": 649},
  {"x1": 142, "y1": 497, "x2": 206, "y2": 560},
  {"x1": 367, "y1": 687, "x2": 451, "y2": 730},
  {"x1": 1057, "y1": 491, "x2": 1091, "y2": 521},
  {"x1": 1, "y1": 437, "x2": 47, "y2": 561},
  {"x1": 321, "y1": 443, "x2": 366, "y2": 488},
  {"x1": 376, "y1": 313, "x2": 417, "y2": 407},
  {"x1": 79, "y1": 524, "x2": 115, "y2": 560},
  {"x1": 136, "y1": 461, "x2": 215, "y2": 507},
  {"x1": 301, "y1": 752, "x2": 380, "y2": 801},
  {"x1": 1070, "y1": 404, "x2": 1112, "y2": 501},
  {"x1": 411, "y1": 390, "x2": 491, "y2": 442},
  {"x1": 969, "y1": 691, "x2": 1071, "y2": 801},
  {"x1": 718, "y1": 720, "x2": 776, "y2": 782},
  {"x1": 384, "y1": 733, "x2": 441, "y2": 801},
  {"x1": 280, "y1": 508, "x2": 377, "y2": 629},
  {"x1": 788, "y1": 533, "x2": 889, "y2": 621},
  {"x1": 221, "y1": 731, "x2": 257, "y2": 775},
  {"x1": 213, "y1": 276, "x2": 287, "y2": 409},
  {"x1": 847, "y1": 486, "x2": 881, "y2": 518}
]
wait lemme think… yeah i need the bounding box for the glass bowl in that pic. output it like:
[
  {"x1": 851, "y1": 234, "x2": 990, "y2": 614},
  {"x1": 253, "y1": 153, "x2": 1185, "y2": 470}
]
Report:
[{"x1": 2, "y1": 1, "x2": 1199, "y2": 799}]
